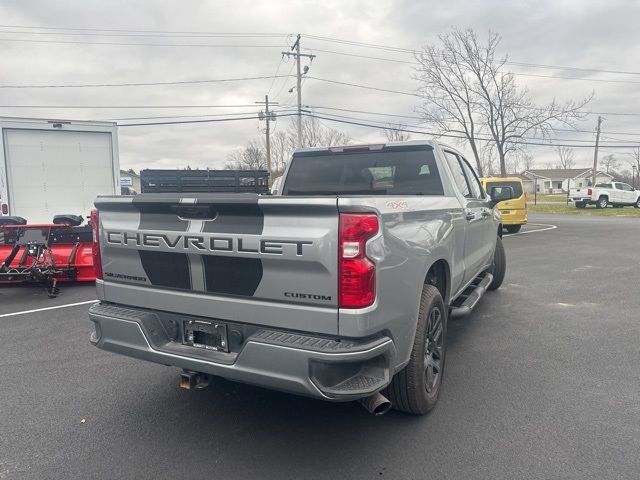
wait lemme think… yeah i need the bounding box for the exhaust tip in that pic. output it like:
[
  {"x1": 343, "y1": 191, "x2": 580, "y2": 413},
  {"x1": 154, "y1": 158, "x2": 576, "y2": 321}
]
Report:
[{"x1": 358, "y1": 392, "x2": 392, "y2": 416}]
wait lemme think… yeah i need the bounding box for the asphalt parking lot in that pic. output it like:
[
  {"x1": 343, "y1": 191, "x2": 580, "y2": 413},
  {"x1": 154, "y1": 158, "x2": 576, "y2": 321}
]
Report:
[{"x1": 1, "y1": 213, "x2": 638, "y2": 480}]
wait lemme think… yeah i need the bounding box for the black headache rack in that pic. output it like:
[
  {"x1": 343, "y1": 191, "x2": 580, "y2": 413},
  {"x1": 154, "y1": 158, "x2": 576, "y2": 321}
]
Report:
[{"x1": 140, "y1": 169, "x2": 270, "y2": 194}]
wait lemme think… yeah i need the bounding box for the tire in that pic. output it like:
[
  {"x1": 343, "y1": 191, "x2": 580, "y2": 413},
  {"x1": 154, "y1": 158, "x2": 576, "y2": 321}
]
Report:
[
  {"x1": 488, "y1": 236, "x2": 506, "y2": 291},
  {"x1": 635, "y1": 198, "x2": 640, "y2": 209},
  {"x1": 596, "y1": 196, "x2": 608, "y2": 209},
  {"x1": 575, "y1": 202, "x2": 586, "y2": 209},
  {"x1": 505, "y1": 224, "x2": 522, "y2": 234},
  {"x1": 386, "y1": 284, "x2": 447, "y2": 415}
]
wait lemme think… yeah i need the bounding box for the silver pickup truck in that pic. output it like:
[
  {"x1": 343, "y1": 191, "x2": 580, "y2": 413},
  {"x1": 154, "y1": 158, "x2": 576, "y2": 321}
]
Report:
[{"x1": 88, "y1": 141, "x2": 512, "y2": 415}]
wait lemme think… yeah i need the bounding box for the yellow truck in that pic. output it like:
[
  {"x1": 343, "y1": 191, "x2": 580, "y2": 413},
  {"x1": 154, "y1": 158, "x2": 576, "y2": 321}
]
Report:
[{"x1": 481, "y1": 177, "x2": 527, "y2": 233}]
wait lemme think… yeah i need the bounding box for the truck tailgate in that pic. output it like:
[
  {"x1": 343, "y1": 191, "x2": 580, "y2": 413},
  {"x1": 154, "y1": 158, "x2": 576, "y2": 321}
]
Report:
[
  {"x1": 570, "y1": 188, "x2": 589, "y2": 199},
  {"x1": 95, "y1": 194, "x2": 339, "y2": 334}
]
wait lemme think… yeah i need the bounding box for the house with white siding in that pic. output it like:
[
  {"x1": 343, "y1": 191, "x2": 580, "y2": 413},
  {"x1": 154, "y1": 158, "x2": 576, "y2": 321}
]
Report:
[{"x1": 520, "y1": 168, "x2": 614, "y2": 194}]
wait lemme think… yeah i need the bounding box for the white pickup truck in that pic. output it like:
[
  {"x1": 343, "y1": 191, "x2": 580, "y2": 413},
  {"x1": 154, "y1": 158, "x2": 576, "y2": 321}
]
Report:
[{"x1": 570, "y1": 182, "x2": 640, "y2": 209}]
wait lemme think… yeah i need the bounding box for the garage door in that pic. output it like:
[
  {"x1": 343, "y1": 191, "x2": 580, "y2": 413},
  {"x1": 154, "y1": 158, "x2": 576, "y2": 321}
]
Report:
[{"x1": 4, "y1": 129, "x2": 115, "y2": 223}]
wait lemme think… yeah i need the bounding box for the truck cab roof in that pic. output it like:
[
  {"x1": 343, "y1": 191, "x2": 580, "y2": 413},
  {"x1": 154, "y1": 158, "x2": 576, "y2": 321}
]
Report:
[{"x1": 291, "y1": 140, "x2": 441, "y2": 157}]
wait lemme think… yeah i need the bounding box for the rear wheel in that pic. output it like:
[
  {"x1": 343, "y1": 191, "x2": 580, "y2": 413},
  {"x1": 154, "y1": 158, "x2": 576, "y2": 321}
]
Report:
[
  {"x1": 505, "y1": 224, "x2": 522, "y2": 234},
  {"x1": 488, "y1": 236, "x2": 506, "y2": 291},
  {"x1": 596, "y1": 196, "x2": 608, "y2": 209},
  {"x1": 387, "y1": 284, "x2": 446, "y2": 415},
  {"x1": 575, "y1": 202, "x2": 586, "y2": 209}
]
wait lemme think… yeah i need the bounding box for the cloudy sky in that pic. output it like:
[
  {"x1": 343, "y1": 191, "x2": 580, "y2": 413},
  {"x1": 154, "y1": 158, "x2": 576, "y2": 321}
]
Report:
[{"x1": 1, "y1": 0, "x2": 639, "y2": 173}]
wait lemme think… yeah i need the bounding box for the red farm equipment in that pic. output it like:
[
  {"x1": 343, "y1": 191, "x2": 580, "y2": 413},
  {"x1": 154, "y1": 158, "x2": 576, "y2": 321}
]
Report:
[{"x1": 0, "y1": 215, "x2": 95, "y2": 297}]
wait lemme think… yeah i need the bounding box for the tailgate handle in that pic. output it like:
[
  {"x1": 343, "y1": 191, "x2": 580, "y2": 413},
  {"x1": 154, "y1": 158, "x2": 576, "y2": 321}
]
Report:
[{"x1": 170, "y1": 205, "x2": 217, "y2": 220}]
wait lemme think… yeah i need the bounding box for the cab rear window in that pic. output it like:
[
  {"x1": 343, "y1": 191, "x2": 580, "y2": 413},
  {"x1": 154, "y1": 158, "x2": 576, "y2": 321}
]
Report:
[
  {"x1": 283, "y1": 148, "x2": 444, "y2": 196},
  {"x1": 486, "y1": 181, "x2": 523, "y2": 198}
]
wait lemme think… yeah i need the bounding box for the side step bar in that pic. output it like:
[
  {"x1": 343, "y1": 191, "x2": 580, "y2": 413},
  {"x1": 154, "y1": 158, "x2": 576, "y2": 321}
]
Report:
[{"x1": 449, "y1": 273, "x2": 494, "y2": 318}]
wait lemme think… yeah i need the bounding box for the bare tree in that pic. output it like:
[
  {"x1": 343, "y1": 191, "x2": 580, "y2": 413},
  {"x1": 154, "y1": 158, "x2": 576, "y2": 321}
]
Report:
[
  {"x1": 555, "y1": 146, "x2": 576, "y2": 169},
  {"x1": 478, "y1": 142, "x2": 496, "y2": 177},
  {"x1": 264, "y1": 130, "x2": 291, "y2": 176},
  {"x1": 384, "y1": 124, "x2": 411, "y2": 142},
  {"x1": 416, "y1": 28, "x2": 593, "y2": 177},
  {"x1": 600, "y1": 153, "x2": 619, "y2": 174},
  {"x1": 505, "y1": 155, "x2": 521, "y2": 175},
  {"x1": 462, "y1": 29, "x2": 592, "y2": 176},
  {"x1": 415, "y1": 33, "x2": 485, "y2": 175},
  {"x1": 520, "y1": 151, "x2": 535, "y2": 171},
  {"x1": 226, "y1": 118, "x2": 350, "y2": 175},
  {"x1": 616, "y1": 169, "x2": 634, "y2": 186},
  {"x1": 225, "y1": 139, "x2": 266, "y2": 170},
  {"x1": 296, "y1": 116, "x2": 350, "y2": 148},
  {"x1": 628, "y1": 147, "x2": 640, "y2": 185}
]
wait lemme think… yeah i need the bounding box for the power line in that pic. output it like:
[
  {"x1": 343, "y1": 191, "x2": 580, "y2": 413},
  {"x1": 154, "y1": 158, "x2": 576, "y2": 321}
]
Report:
[
  {"x1": 5, "y1": 97, "x2": 640, "y2": 119},
  {"x1": 0, "y1": 104, "x2": 261, "y2": 109},
  {"x1": 514, "y1": 72, "x2": 640, "y2": 85},
  {"x1": 304, "y1": 47, "x2": 414, "y2": 64},
  {"x1": 302, "y1": 77, "x2": 640, "y2": 116},
  {"x1": 0, "y1": 24, "x2": 287, "y2": 36},
  {"x1": 599, "y1": 135, "x2": 640, "y2": 143},
  {"x1": 0, "y1": 29, "x2": 286, "y2": 39},
  {"x1": 112, "y1": 109, "x2": 299, "y2": 121},
  {"x1": 491, "y1": 60, "x2": 640, "y2": 77},
  {"x1": 0, "y1": 37, "x2": 286, "y2": 47},
  {"x1": 0, "y1": 74, "x2": 292, "y2": 89},
  {"x1": 295, "y1": 104, "x2": 423, "y2": 120},
  {"x1": 302, "y1": 113, "x2": 640, "y2": 148},
  {"x1": 118, "y1": 112, "x2": 297, "y2": 127},
  {"x1": 5, "y1": 27, "x2": 638, "y2": 77},
  {"x1": 308, "y1": 47, "x2": 640, "y2": 85},
  {"x1": 307, "y1": 76, "x2": 420, "y2": 97},
  {"x1": 294, "y1": 104, "x2": 640, "y2": 136},
  {"x1": 303, "y1": 34, "x2": 640, "y2": 76},
  {"x1": 273, "y1": 61, "x2": 297, "y2": 101},
  {"x1": 305, "y1": 110, "x2": 639, "y2": 145},
  {"x1": 266, "y1": 57, "x2": 285, "y2": 96}
]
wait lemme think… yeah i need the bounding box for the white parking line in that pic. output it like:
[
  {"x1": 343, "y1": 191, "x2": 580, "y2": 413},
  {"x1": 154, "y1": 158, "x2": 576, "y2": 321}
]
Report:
[
  {"x1": 503, "y1": 223, "x2": 557, "y2": 237},
  {"x1": 0, "y1": 299, "x2": 98, "y2": 318}
]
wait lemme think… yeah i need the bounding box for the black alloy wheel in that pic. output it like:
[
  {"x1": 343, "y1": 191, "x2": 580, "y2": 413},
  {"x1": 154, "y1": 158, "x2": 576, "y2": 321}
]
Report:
[{"x1": 424, "y1": 306, "x2": 444, "y2": 394}]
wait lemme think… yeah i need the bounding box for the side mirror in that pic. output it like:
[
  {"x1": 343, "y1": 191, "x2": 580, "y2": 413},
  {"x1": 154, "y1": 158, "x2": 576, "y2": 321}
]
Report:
[{"x1": 488, "y1": 186, "x2": 515, "y2": 207}]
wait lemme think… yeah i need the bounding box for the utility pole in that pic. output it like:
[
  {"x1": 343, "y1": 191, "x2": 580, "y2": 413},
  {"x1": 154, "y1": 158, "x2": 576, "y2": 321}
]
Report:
[
  {"x1": 256, "y1": 95, "x2": 278, "y2": 185},
  {"x1": 282, "y1": 34, "x2": 315, "y2": 148},
  {"x1": 591, "y1": 115, "x2": 603, "y2": 186}
]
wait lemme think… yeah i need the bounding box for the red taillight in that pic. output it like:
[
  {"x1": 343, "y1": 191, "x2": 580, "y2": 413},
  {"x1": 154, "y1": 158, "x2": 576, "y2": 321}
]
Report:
[
  {"x1": 339, "y1": 213, "x2": 379, "y2": 309},
  {"x1": 90, "y1": 209, "x2": 103, "y2": 280},
  {"x1": 1, "y1": 204, "x2": 7, "y2": 215},
  {"x1": 587, "y1": 188, "x2": 592, "y2": 196}
]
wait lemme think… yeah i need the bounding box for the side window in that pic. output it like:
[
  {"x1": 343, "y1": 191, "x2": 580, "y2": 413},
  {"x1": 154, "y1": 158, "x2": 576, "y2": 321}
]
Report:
[
  {"x1": 621, "y1": 183, "x2": 633, "y2": 191},
  {"x1": 459, "y1": 157, "x2": 483, "y2": 199},
  {"x1": 444, "y1": 151, "x2": 470, "y2": 197}
]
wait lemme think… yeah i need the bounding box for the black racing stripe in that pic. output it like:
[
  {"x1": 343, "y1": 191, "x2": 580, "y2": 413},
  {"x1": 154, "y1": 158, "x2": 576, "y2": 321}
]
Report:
[
  {"x1": 138, "y1": 251, "x2": 191, "y2": 289},
  {"x1": 202, "y1": 256, "x2": 263, "y2": 296},
  {"x1": 136, "y1": 205, "x2": 189, "y2": 232},
  {"x1": 201, "y1": 204, "x2": 264, "y2": 235}
]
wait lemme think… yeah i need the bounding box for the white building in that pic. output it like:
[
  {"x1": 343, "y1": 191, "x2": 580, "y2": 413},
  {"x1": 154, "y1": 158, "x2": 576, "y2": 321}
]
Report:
[{"x1": 520, "y1": 168, "x2": 614, "y2": 194}]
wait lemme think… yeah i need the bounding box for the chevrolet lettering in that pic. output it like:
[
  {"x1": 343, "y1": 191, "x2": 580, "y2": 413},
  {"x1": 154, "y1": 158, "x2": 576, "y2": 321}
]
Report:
[{"x1": 106, "y1": 231, "x2": 313, "y2": 256}]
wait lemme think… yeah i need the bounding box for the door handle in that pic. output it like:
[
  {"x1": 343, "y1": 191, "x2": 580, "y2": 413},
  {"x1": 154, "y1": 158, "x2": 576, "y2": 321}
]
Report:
[{"x1": 465, "y1": 211, "x2": 475, "y2": 221}]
